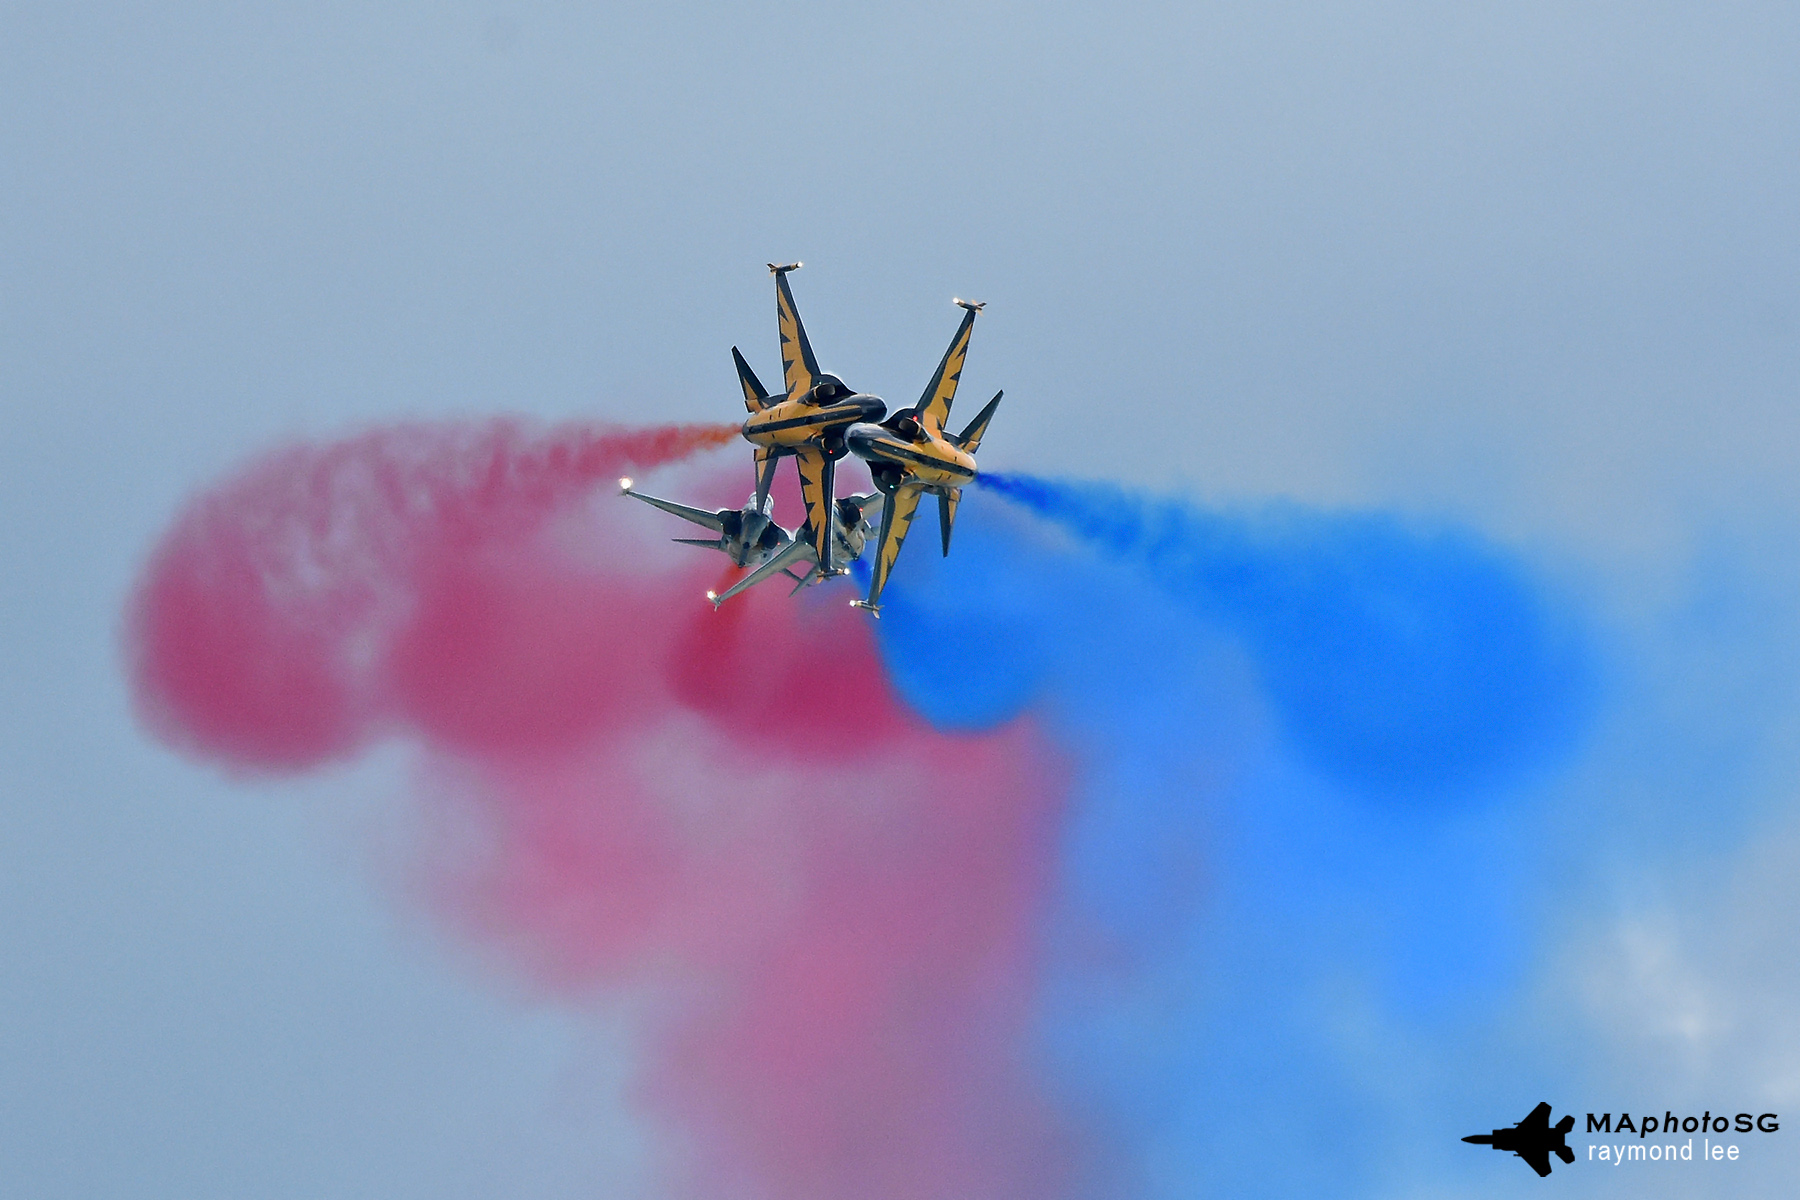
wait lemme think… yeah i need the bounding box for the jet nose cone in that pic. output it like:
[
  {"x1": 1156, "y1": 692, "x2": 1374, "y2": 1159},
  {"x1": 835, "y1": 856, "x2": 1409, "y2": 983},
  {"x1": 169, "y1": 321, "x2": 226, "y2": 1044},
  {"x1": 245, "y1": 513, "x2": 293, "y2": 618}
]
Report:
[
  {"x1": 853, "y1": 393, "x2": 887, "y2": 422},
  {"x1": 846, "y1": 422, "x2": 882, "y2": 457}
]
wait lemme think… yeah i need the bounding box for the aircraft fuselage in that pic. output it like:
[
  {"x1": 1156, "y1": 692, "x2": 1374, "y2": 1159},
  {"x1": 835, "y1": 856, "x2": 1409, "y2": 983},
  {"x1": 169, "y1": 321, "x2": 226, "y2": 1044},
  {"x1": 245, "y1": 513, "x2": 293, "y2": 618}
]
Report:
[
  {"x1": 742, "y1": 393, "x2": 887, "y2": 453},
  {"x1": 846, "y1": 421, "x2": 976, "y2": 493},
  {"x1": 716, "y1": 504, "x2": 787, "y2": 566},
  {"x1": 829, "y1": 495, "x2": 879, "y2": 563}
]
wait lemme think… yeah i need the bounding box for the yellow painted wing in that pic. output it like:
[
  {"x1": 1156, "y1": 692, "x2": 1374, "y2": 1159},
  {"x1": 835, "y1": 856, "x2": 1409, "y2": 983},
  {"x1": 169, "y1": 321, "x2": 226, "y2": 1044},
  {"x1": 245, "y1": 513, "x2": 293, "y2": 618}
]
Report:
[
  {"x1": 866, "y1": 485, "x2": 922, "y2": 610},
  {"x1": 774, "y1": 268, "x2": 820, "y2": 400},
  {"x1": 914, "y1": 304, "x2": 977, "y2": 434},
  {"x1": 794, "y1": 446, "x2": 836, "y2": 573}
]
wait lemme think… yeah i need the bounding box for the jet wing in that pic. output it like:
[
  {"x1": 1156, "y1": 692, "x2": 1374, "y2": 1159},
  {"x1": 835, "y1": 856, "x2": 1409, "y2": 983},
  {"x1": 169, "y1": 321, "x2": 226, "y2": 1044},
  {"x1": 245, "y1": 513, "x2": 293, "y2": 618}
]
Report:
[
  {"x1": 912, "y1": 303, "x2": 976, "y2": 434},
  {"x1": 709, "y1": 535, "x2": 813, "y2": 607},
  {"x1": 624, "y1": 489, "x2": 726, "y2": 532},
  {"x1": 794, "y1": 445, "x2": 836, "y2": 573},
  {"x1": 862, "y1": 484, "x2": 922, "y2": 612},
  {"x1": 1516, "y1": 1147, "x2": 1553, "y2": 1178},
  {"x1": 1517, "y1": 1103, "x2": 1552, "y2": 1132},
  {"x1": 772, "y1": 265, "x2": 820, "y2": 400}
]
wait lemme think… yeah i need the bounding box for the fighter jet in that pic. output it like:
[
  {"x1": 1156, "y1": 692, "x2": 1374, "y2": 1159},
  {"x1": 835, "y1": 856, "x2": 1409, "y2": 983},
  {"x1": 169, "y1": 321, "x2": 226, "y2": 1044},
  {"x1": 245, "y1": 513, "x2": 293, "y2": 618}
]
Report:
[
  {"x1": 703, "y1": 491, "x2": 886, "y2": 608},
  {"x1": 844, "y1": 299, "x2": 1002, "y2": 615},
  {"x1": 735, "y1": 263, "x2": 887, "y2": 577},
  {"x1": 1462, "y1": 1103, "x2": 1577, "y2": 1178},
  {"x1": 618, "y1": 478, "x2": 791, "y2": 568}
]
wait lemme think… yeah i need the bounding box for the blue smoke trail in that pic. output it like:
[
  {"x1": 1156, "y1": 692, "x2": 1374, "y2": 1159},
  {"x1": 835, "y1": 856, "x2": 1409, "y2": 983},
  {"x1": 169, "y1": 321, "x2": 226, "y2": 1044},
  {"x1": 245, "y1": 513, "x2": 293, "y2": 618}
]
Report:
[
  {"x1": 873, "y1": 476, "x2": 1596, "y2": 1198},
  {"x1": 973, "y1": 473, "x2": 1590, "y2": 798}
]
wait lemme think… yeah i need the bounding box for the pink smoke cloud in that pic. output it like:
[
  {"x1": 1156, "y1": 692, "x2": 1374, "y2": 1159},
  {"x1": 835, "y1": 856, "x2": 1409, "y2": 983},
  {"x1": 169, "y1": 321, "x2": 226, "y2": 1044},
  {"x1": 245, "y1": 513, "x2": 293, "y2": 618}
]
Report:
[{"x1": 126, "y1": 419, "x2": 1078, "y2": 1200}]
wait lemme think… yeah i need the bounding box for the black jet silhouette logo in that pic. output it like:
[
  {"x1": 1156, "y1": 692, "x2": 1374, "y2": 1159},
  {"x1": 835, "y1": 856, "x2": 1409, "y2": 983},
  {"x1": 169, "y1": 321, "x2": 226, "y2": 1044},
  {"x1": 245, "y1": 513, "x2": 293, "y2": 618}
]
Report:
[{"x1": 1463, "y1": 1102, "x2": 1577, "y2": 1177}]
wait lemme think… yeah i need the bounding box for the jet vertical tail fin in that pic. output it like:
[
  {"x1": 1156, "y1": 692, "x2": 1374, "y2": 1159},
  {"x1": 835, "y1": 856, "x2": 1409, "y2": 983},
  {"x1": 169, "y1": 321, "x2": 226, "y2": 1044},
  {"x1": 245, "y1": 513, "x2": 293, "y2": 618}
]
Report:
[
  {"x1": 950, "y1": 390, "x2": 1002, "y2": 454},
  {"x1": 937, "y1": 489, "x2": 960, "y2": 556},
  {"x1": 753, "y1": 445, "x2": 780, "y2": 510}
]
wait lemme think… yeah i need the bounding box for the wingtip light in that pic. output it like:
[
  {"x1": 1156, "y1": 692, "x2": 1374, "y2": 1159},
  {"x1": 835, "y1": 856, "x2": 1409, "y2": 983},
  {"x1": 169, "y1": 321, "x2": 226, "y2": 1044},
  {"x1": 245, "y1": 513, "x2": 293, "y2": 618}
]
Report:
[{"x1": 618, "y1": 477, "x2": 633, "y2": 494}]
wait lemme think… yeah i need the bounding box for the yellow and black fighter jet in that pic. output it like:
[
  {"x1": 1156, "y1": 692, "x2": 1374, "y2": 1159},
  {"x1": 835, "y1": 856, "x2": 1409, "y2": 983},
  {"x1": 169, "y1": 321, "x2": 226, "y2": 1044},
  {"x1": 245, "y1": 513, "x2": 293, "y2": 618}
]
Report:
[
  {"x1": 736, "y1": 263, "x2": 887, "y2": 577},
  {"x1": 845, "y1": 299, "x2": 1003, "y2": 615}
]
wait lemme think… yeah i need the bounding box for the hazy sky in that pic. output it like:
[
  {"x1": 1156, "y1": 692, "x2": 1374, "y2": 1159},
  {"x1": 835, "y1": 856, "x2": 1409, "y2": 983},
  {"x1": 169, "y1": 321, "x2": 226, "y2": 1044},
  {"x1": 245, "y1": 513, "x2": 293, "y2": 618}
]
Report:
[{"x1": 5, "y1": 3, "x2": 1800, "y2": 1197}]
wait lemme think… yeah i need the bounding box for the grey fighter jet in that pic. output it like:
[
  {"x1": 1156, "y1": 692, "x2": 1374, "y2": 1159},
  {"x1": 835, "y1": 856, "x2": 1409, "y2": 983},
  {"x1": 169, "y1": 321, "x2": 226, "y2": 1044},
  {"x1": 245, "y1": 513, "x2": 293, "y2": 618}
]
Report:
[
  {"x1": 618, "y1": 478, "x2": 883, "y2": 608},
  {"x1": 618, "y1": 478, "x2": 790, "y2": 568},
  {"x1": 705, "y1": 491, "x2": 886, "y2": 608}
]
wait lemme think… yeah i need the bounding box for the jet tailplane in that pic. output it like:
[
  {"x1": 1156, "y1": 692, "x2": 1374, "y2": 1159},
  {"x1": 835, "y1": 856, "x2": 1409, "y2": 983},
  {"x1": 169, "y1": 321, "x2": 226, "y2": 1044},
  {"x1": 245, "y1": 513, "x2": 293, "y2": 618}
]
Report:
[
  {"x1": 733, "y1": 346, "x2": 771, "y2": 412},
  {"x1": 788, "y1": 564, "x2": 820, "y2": 595},
  {"x1": 951, "y1": 390, "x2": 1003, "y2": 454}
]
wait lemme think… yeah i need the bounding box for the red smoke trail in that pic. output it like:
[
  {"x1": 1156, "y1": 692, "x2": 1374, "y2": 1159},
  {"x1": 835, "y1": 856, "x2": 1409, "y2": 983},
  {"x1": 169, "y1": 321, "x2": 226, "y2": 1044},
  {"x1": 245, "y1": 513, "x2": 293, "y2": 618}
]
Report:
[
  {"x1": 127, "y1": 420, "x2": 1076, "y2": 1200},
  {"x1": 129, "y1": 420, "x2": 735, "y2": 767}
]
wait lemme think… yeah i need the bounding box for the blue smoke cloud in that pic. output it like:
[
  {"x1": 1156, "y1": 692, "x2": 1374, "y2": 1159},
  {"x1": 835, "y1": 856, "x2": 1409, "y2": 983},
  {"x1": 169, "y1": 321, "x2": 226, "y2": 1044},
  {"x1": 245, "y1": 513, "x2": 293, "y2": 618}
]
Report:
[{"x1": 873, "y1": 477, "x2": 1598, "y2": 1198}]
